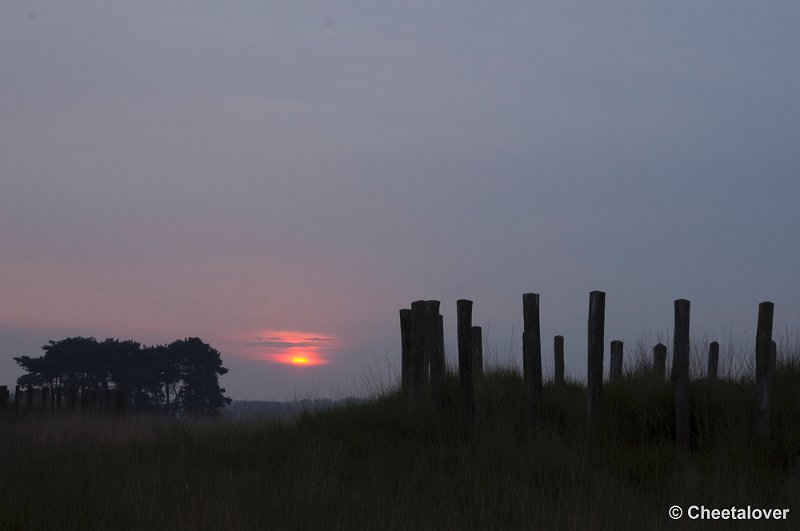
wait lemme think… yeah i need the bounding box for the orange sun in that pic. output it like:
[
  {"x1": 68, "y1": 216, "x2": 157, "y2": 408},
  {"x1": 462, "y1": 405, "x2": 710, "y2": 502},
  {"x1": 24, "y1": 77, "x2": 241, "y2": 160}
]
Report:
[{"x1": 236, "y1": 330, "x2": 337, "y2": 366}]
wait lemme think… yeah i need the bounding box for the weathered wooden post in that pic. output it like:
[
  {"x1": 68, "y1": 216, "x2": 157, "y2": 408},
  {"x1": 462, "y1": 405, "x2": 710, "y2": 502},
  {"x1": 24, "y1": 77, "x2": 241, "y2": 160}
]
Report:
[
  {"x1": 70, "y1": 386, "x2": 78, "y2": 411},
  {"x1": 26, "y1": 384, "x2": 34, "y2": 411},
  {"x1": 105, "y1": 388, "x2": 113, "y2": 414},
  {"x1": 523, "y1": 293, "x2": 543, "y2": 426},
  {"x1": 653, "y1": 343, "x2": 666, "y2": 380},
  {"x1": 610, "y1": 340, "x2": 624, "y2": 382},
  {"x1": 410, "y1": 300, "x2": 428, "y2": 401},
  {"x1": 554, "y1": 335, "x2": 565, "y2": 385},
  {"x1": 0, "y1": 386, "x2": 7, "y2": 413},
  {"x1": 426, "y1": 301, "x2": 444, "y2": 413},
  {"x1": 114, "y1": 387, "x2": 128, "y2": 417},
  {"x1": 399, "y1": 309, "x2": 412, "y2": 396},
  {"x1": 587, "y1": 291, "x2": 605, "y2": 424},
  {"x1": 42, "y1": 387, "x2": 50, "y2": 411},
  {"x1": 472, "y1": 326, "x2": 483, "y2": 381},
  {"x1": 673, "y1": 299, "x2": 691, "y2": 453},
  {"x1": 755, "y1": 301, "x2": 774, "y2": 438},
  {"x1": 457, "y1": 299, "x2": 475, "y2": 423},
  {"x1": 56, "y1": 386, "x2": 63, "y2": 410},
  {"x1": 707, "y1": 341, "x2": 719, "y2": 381},
  {"x1": 14, "y1": 385, "x2": 20, "y2": 416}
]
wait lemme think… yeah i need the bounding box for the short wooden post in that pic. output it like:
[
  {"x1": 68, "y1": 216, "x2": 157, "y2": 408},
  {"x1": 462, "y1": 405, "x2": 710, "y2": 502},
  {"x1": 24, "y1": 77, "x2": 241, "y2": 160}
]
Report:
[
  {"x1": 609, "y1": 340, "x2": 624, "y2": 382},
  {"x1": 523, "y1": 293, "x2": 543, "y2": 426},
  {"x1": 707, "y1": 341, "x2": 719, "y2": 381},
  {"x1": 26, "y1": 384, "x2": 34, "y2": 410},
  {"x1": 69, "y1": 386, "x2": 77, "y2": 410},
  {"x1": 755, "y1": 301, "x2": 774, "y2": 438},
  {"x1": 653, "y1": 343, "x2": 666, "y2": 380},
  {"x1": 426, "y1": 301, "x2": 444, "y2": 413},
  {"x1": 587, "y1": 291, "x2": 605, "y2": 424},
  {"x1": 673, "y1": 299, "x2": 691, "y2": 453},
  {"x1": 399, "y1": 309, "x2": 412, "y2": 396},
  {"x1": 457, "y1": 299, "x2": 475, "y2": 423},
  {"x1": 553, "y1": 335, "x2": 565, "y2": 385},
  {"x1": 42, "y1": 387, "x2": 50, "y2": 411},
  {"x1": 114, "y1": 387, "x2": 128, "y2": 416},
  {"x1": 80, "y1": 388, "x2": 88, "y2": 413},
  {"x1": 471, "y1": 326, "x2": 483, "y2": 381},
  {"x1": 410, "y1": 300, "x2": 428, "y2": 401}
]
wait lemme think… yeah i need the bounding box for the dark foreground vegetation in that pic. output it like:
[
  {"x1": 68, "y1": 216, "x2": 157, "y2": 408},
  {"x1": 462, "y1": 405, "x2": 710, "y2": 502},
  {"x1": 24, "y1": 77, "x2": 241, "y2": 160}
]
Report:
[{"x1": 2, "y1": 354, "x2": 799, "y2": 531}]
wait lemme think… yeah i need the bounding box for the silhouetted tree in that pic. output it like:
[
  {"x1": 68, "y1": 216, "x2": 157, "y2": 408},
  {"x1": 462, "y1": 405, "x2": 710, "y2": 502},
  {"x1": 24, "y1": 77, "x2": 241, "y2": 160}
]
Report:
[{"x1": 14, "y1": 336, "x2": 230, "y2": 414}]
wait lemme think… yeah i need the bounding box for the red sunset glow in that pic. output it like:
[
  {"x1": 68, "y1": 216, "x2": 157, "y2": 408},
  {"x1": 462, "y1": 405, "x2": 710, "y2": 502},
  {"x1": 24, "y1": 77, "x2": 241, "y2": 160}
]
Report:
[{"x1": 234, "y1": 330, "x2": 338, "y2": 367}]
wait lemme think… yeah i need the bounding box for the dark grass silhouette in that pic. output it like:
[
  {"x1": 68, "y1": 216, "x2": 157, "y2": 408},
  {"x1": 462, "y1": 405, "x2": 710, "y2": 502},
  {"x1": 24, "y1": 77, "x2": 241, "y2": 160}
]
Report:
[{"x1": 1, "y1": 346, "x2": 799, "y2": 530}]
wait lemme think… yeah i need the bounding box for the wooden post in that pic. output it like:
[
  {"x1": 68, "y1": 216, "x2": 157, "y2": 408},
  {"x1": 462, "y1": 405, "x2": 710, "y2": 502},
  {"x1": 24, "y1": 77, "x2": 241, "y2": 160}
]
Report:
[
  {"x1": 587, "y1": 291, "x2": 605, "y2": 424},
  {"x1": 42, "y1": 387, "x2": 50, "y2": 411},
  {"x1": 755, "y1": 301, "x2": 774, "y2": 438},
  {"x1": 523, "y1": 293, "x2": 543, "y2": 426},
  {"x1": 0, "y1": 386, "x2": 7, "y2": 413},
  {"x1": 673, "y1": 299, "x2": 691, "y2": 453},
  {"x1": 14, "y1": 385, "x2": 20, "y2": 416},
  {"x1": 457, "y1": 299, "x2": 475, "y2": 423},
  {"x1": 653, "y1": 343, "x2": 666, "y2": 380},
  {"x1": 399, "y1": 309, "x2": 412, "y2": 396},
  {"x1": 26, "y1": 384, "x2": 34, "y2": 410},
  {"x1": 56, "y1": 386, "x2": 63, "y2": 409},
  {"x1": 471, "y1": 326, "x2": 483, "y2": 381},
  {"x1": 114, "y1": 387, "x2": 128, "y2": 417},
  {"x1": 707, "y1": 341, "x2": 719, "y2": 381},
  {"x1": 553, "y1": 335, "x2": 565, "y2": 385},
  {"x1": 426, "y1": 301, "x2": 444, "y2": 413},
  {"x1": 68, "y1": 386, "x2": 77, "y2": 410},
  {"x1": 410, "y1": 300, "x2": 427, "y2": 401},
  {"x1": 609, "y1": 340, "x2": 624, "y2": 382}
]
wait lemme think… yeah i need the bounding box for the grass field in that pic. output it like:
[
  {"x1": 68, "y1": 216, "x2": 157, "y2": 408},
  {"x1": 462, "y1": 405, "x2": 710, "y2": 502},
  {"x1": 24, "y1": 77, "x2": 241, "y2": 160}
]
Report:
[{"x1": 1, "y1": 353, "x2": 799, "y2": 530}]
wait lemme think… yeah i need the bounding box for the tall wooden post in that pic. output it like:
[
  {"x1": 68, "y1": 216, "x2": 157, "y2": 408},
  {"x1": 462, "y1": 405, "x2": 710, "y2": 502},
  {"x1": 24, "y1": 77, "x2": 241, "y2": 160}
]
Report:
[
  {"x1": 587, "y1": 291, "x2": 605, "y2": 424},
  {"x1": 755, "y1": 301, "x2": 774, "y2": 438},
  {"x1": 707, "y1": 341, "x2": 719, "y2": 381},
  {"x1": 14, "y1": 385, "x2": 20, "y2": 416},
  {"x1": 609, "y1": 340, "x2": 624, "y2": 381},
  {"x1": 426, "y1": 301, "x2": 444, "y2": 413},
  {"x1": 56, "y1": 386, "x2": 63, "y2": 409},
  {"x1": 472, "y1": 326, "x2": 483, "y2": 381},
  {"x1": 400, "y1": 309, "x2": 412, "y2": 396},
  {"x1": 410, "y1": 300, "x2": 427, "y2": 401},
  {"x1": 0, "y1": 386, "x2": 7, "y2": 413},
  {"x1": 554, "y1": 335, "x2": 565, "y2": 385},
  {"x1": 653, "y1": 343, "x2": 666, "y2": 380},
  {"x1": 673, "y1": 299, "x2": 691, "y2": 453},
  {"x1": 523, "y1": 293, "x2": 543, "y2": 426},
  {"x1": 457, "y1": 299, "x2": 475, "y2": 423}
]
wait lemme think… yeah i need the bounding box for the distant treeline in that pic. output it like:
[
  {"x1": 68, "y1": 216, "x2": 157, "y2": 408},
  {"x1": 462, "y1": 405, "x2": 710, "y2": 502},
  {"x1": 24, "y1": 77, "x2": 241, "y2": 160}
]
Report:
[{"x1": 14, "y1": 337, "x2": 230, "y2": 414}]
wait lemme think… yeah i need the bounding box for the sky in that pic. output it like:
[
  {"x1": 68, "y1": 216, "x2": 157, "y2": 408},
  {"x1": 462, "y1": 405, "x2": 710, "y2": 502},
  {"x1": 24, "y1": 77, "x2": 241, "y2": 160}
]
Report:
[{"x1": 2, "y1": 1, "x2": 799, "y2": 400}]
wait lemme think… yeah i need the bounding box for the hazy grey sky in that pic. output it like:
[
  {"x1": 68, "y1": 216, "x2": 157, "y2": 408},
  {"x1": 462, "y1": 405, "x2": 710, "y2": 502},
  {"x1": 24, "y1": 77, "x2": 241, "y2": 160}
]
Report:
[{"x1": 2, "y1": 1, "x2": 799, "y2": 399}]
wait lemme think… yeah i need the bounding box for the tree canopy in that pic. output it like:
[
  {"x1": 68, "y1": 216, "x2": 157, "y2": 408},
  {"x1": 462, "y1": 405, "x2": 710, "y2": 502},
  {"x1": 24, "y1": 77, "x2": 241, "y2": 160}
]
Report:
[{"x1": 14, "y1": 337, "x2": 231, "y2": 414}]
